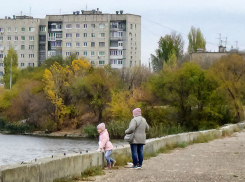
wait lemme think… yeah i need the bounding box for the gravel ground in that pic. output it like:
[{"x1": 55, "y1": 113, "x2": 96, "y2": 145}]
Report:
[{"x1": 95, "y1": 130, "x2": 245, "y2": 182}]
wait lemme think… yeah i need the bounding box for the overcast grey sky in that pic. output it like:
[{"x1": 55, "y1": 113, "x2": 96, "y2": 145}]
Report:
[{"x1": 1, "y1": 0, "x2": 245, "y2": 65}]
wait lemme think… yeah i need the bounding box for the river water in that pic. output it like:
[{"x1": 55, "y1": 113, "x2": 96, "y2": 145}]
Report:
[{"x1": 0, "y1": 133, "x2": 126, "y2": 166}]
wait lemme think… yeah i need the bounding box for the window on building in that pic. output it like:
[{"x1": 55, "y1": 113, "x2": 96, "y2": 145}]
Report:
[
  {"x1": 0, "y1": 54, "x2": 3, "y2": 58},
  {"x1": 76, "y1": 42, "x2": 80, "y2": 47},
  {"x1": 110, "y1": 22, "x2": 118, "y2": 28},
  {"x1": 91, "y1": 42, "x2": 95, "y2": 47},
  {"x1": 130, "y1": 24, "x2": 133, "y2": 29},
  {"x1": 29, "y1": 54, "x2": 34, "y2": 58},
  {"x1": 118, "y1": 42, "x2": 123, "y2": 47},
  {"x1": 0, "y1": 37, "x2": 3, "y2": 41},
  {"x1": 135, "y1": 34, "x2": 136, "y2": 38},
  {"x1": 91, "y1": 24, "x2": 95, "y2": 28},
  {"x1": 0, "y1": 62, "x2": 3, "y2": 66},
  {"x1": 76, "y1": 24, "x2": 80, "y2": 28},
  {"x1": 110, "y1": 60, "x2": 117, "y2": 64},
  {"x1": 84, "y1": 42, "x2": 87, "y2": 47},
  {"x1": 29, "y1": 45, "x2": 34, "y2": 50},
  {"x1": 84, "y1": 24, "x2": 87, "y2": 28},
  {"x1": 29, "y1": 36, "x2": 34, "y2": 41},
  {"x1": 110, "y1": 50, "x2": 118, "y2": 55},
  {"x1": 40, "y1": 26, "x2": 46, "y2": 32},
  {"x1": 99, "y1": 61, "x2": 105, "y2": 65},
  {"x1": 91, "y1": 33, "x2": 95, "y2": 37},
  {"x1": 66, "y1": 52, "x2": 71, "y2": 56},
  {"x1": 100, "y1": 24, "x2": 105, "y2": 28},
  {"x1": 76, "y1": 52, "x2": 79, "y2": 56},
  {"x1": 21, "y1": 45, "x2": 25, "y2": 50},
  {"x1": 14, "y1": 45, "x2": 18, "y2": 50},
  {"x1": 21, "y1": 63, "x2": 25, "y2": 67},
  {"x1": 119, "y1": 32, "x2": 123, "y2": 37},
  {"x1": 0, "y1": 71, "x2": 3, "y2": 76},
  {"x1": 21, "y1": 54, "x2": 24, "y2": 58},
  {"x1": 99, "y1": 33, "x2": 105, "y2": 38},
  {"x1": 56, "y1": 42, "x2": 61, "y2": 47},
  {"x1": 14, "y1": 28, "x2": 17, "y2": 32},
  {"x1": 21, "y1": 27, "x2": 25, "y2": 32},
  {"x1": 15, "y1": 36, "x2": 18, "y2": 41},
  {"x1": 84, "y1": 33, "x2": 87, "y2": 37},
  {"x1": 76, "y1": 33, "x2": 80, "y2": 38},
  {"x1": 0, "y1": 28, "x2": 4, "y2": 32},
  {"x1": 7, "y1": 36, "x2": 11, "y2": 41},
  {"x1": 119, "y1": 50, "x2": 123, "y2": 55},
  {"x1": 29, "y1": 27, "x2": 35, "y2": 32},
  {"x1": 21, "y1": 36, "x2": 25, "y2": 41},
  {"x1": 7, "y1": 45, "x2": 9, "y2": 49},
  {"x1": 0, "y1": 46, "x2": 3, "y2": 50},
  {"x1": 66, "y1": 33, "x2": 72, "y2": 38},
  {"x1": 28, "y1": 63, "x2": 34, "y2": 67},
  {"x1": 99, "y1": 51, "x2": 105, "y2": 56},
  {"x1": 66, "y1": 43, "x2": 72, "y2": 47},
  {"x1": 118, "y1": 60, "x2": 123, "y2": 64},
  {"x1": 99, "y1": 42, "x2": 105, "y2": 47},
  {"x1": 66, "y1": 24, "x2": 72, "y2": 29},
  {"x1": 8, "y1": 27, "x2": 11, "y2": 32},
  {"x1": 91, "y1": 51, "x2": 95, "y2": 56},
  {"x1": 83, "y1": 51, "x2": 87, "y2": 56},
  {"x1": 91, "y1": 61, "x2": 95, "y2": 65}
]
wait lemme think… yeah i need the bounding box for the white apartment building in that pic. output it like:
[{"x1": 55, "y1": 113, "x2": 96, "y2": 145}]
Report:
[{"x1": 0, "y1": 9, "x2": 141, "y2": 80}]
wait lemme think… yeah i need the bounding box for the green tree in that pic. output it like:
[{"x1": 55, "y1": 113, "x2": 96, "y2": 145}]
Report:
[
  {"x1": 150, "y1": 62, "x2": 217, "y2": 130},
  {"x1": 151, "y1": 32, "x2": 183, "y2": 72},
  {"x1": 3, "y1": 47, "x2": 19, "y2": 89},
  {"x1": 188, "y1": 26, "x2": 206, "y2": 53},
  {"x1": 72, "y1": 66, "x2": 118, "y2": 121},
  {"x1": 209, "y1": 54, "x2": 245, "y2": 122}
]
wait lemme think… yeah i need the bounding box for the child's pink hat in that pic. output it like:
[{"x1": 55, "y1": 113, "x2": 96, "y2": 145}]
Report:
[{"x1": 97, "y1": 123, "x2": 105, "y2": 130}]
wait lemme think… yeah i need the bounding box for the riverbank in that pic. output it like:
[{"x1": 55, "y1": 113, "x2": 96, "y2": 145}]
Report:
[{"x1": 0, "y1": 129, "x2": 87, "y2": 138}]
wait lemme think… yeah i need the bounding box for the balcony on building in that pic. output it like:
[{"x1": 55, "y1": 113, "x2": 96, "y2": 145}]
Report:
[
  {"x1": 49, "y1": 23, "x2": 62, "y2": 32},
  {"x1": 110, "y1": 59, "x2": 124, "y2": 69},
  {"x1": 48, "y1": 51, "x2": 56, "y2": 58},
  {"x1": 110, "y1": 21, "x2": 126, "y2": 31},
  {"x1": 56, "y1": 33, "x2": 62, "y2": 40}
]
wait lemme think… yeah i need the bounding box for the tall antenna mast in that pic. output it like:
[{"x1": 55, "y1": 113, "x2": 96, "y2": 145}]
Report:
[
  {"x1": 86, "y1": 4, "x2": 87, "y2": 11},
  {"x1": 30, "y1": 7, "x2": 31, "y2": 16},
  {"x1": 216, "y1": 33, "x2": 222, "y2": 45}
]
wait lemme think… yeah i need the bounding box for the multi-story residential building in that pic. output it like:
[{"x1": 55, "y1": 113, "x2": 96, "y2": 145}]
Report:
[
  {"x1": 0, "y1": 15, "x2": 42, "y2": 79},
  {"x1": 0, "y1": 9, "x2": 141, "y2": 80}
]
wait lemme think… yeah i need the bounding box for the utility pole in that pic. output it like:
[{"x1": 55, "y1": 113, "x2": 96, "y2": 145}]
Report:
[{"x1": 9, "y1": 57, "x2": 12, "y2": 89}]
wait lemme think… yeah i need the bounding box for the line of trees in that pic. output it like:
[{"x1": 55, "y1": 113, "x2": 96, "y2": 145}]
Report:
[{"x1": 0, "y1": 27, "x2": 244, "y2": 138}]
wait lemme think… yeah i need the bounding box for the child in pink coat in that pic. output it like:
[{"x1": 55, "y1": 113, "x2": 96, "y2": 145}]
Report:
[{"x1": 97, "y1": 123, "x2": 116, "y2": 169}]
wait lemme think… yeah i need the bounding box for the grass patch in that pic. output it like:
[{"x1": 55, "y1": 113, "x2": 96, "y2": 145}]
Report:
[
  {"x1": 222, "y1": 129, "x2": 233, "y2": 137},
  {"x1": 177, "y1": 142, "x2": 187, "y2": 148},
  {"x1": 143, "y1": 151, "x2": 157, "y2": 160},
  {"x1": 114, "y1": 154, "x2": 132, "y2": 166},
  {"x1": 53, "y1": 166, "x2": 105, "y2": 182},
  {"x1": 233, "y1": 126, "x2": 241, "y2": 133},
  {"x1": 81, "y1": 166, "x2": 105, "y2": 178}
]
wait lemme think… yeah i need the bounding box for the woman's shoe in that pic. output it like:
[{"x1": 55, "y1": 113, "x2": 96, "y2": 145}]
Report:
[{"x1": 112, "y1": 160, "x2": 116, "y2": 167}]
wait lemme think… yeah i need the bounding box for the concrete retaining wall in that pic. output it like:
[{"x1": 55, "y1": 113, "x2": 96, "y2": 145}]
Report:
[{"x1": 1, "y1": 122, "x2": 245, "y2": 182}]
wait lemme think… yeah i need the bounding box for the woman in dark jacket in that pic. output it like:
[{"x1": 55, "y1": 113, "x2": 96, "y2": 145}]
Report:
[{"x1": 125, "y1": 108, "x2": 149, "y2": 169}]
